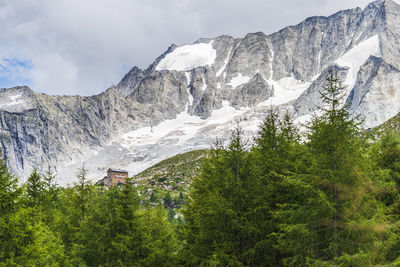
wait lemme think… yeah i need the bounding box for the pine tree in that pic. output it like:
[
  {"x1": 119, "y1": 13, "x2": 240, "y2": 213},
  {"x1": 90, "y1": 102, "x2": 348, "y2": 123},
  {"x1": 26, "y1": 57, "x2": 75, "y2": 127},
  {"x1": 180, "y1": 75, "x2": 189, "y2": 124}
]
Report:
[
  {"x1": 43, "y1": 166, "x2": 58, "y2": 204},
  {"x1": 72, "y1": 187, "x2": 116, "y2": 266},
  {"x1": 137, "y1": 206, "x2": 178, "y2": 266},
  {"x1": 253, "y1": 108, "x2": 304, "y2": 176},
  {"x1": 9, "y1": 219, "x2": 71, "y2": 266},
  {"x1": 75, "y1": 164, "x2": 90, "y2": 221},
  {"x1": 253, "y1": 107, "x2": 281, "y2": 174},
  {"x1": 0, "y1": 158, "x2": 20, "y2": 216},
  {"x1": 0, "y1": 157, "x2": 23, "y2": 263},
  {"x1": 25, "y1": 168, "x2": 44, "y2": 207},
  {"x1": 164, "y1": 192, "x2": 172, "y2": 207},
  {"x1": 75, "y1": 179, "x2": 177, "y2": 266},
  {"x1": 182, "y1": 126, "x2": 256, "y2": 265},
  {"x1": 308, "y1": 71, "x2": 363, "y2": 261},
  {"x1": 112, "y1": 177, "x2": 141, "y2": 264},
  {"x1": 367, "y1": 130, "x2": 400, "y2": 263},
  {"x1": 150, "y1": 191, "x2": 157, "y2": 203},
  {"x1": 372, "y1": 130, "x2": 400, "y2": 187},
  {"x1": 249, "y1": 108, "x2": 306, "y2": 265}
]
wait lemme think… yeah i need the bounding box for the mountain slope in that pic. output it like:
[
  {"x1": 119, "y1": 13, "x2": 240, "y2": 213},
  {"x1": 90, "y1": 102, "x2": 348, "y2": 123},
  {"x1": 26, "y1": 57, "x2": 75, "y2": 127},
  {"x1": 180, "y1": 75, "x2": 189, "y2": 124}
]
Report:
[
  {"x1": 135, "y1": 149, "x2": 209, "y2": 192},
  {"x1": 1, "y1": 0, "x2": 400, "y2": 184}
]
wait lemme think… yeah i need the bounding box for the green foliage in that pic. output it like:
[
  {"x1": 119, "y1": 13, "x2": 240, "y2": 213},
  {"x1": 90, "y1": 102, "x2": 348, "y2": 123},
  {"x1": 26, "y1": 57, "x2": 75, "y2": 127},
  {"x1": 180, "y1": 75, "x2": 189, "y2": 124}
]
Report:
[
  {"x1": 164, "y1": 192, "x2": 172, "y2": 207},
  {"x1": 0, "y1": 208, "x2": 33, "y2": 264},
  {"x1": 0, "y1": 158, "x2": 24, "y2": 264},
  {"x1": 182, "y1": 72, "x2": 399, "y2": 266},
  {"x1": 136, "y1": 206, "x2": 178, "y2": 266},
  {"x1": 150, "y1": 191, "x2": 157, "y2": 203},
  {"x1": 42, "y1": 166, "x2": 59, "y2": 204},
  {"x1": 11, "y1": 218, "x2": 71, "y2": 266},
  {"x1": 274, "y1": 72, "x2": 393, "y2": 265},
  {"x1": 183, "y1": 127, "x2": 270, "y2": 266},
  {"x1": 75, "y1": 164, "x2": 91, "y2": 221},
  {"x1": 25, "y1": 168, "x2": 44, "y2": 207},
  {"x1": 371, "y1": 130, "x2": 400, "y2": 186},
  {"x1": 0, "y1": 157, "x2": 20, "y2": 215},
  {"x1": 73, "y1": 182, "x2": 177, "y2": 266}
]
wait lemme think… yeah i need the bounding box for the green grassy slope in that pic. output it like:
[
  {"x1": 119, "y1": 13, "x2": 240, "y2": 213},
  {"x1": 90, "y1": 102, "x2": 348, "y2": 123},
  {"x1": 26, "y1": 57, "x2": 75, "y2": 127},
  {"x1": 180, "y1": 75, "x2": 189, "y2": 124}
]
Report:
[
  {"x1": 135, "y1": 149, "x2": 209, "y2": 190},
  {"x1": 364, "y1": 113, "x2": 400, "y2": 141},
  {"x1": 130, "y1": 149, "x2": 209, "y2": 207}
]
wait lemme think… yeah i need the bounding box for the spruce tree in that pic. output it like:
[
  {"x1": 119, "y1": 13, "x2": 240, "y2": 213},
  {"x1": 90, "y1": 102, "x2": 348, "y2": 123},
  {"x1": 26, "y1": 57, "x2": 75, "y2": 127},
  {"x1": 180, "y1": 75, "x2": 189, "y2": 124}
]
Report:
[
  {"x1": 43, "y1": 166, "x2": 58, "y2": 204},
  {"x1": 183, "y1": 126, "x2": 255, "y2": 265},
  {"x1": 75, "y1": 164, "x2": 90, "y2": 221},
  {"x1": 150, "y1": 191, "x2": 157, "y2": 203},
  {"x1": 75, "y1": 178, "x2": 177, "y2": 266},
  {"x1": 137, "y1": 206, "x2": 178, "y2": 266},
  {"x1": 0, "y1": 157, "x2": 23, "y2": 263},
  {"x1": 164, "y1": 192, "x2": 172, "y2": 207},
  {"x1": 308, "y1": 72, "x2": 362, "y2": 261},
  {"x1": 250, "y1": 108, "x2": 306, "y2": 265},
  {"x1": 272, "y1": 71, "x2": 392, "y2": 265},
  {"x1": 9, "y1": 219, "x2": 71, "y2": 266},
  {"x1": 113, "y1": 177, "x2": 141, "y2": 263},
  {"x1": 0, "y1": 158, "x2": 20, "y2": 215},
  {"x1": 372, "y1": 130, "x2": 400, "y2": 187},
  {"x1": 26, "y1": 168, "x2": 44, "y2": 207}
]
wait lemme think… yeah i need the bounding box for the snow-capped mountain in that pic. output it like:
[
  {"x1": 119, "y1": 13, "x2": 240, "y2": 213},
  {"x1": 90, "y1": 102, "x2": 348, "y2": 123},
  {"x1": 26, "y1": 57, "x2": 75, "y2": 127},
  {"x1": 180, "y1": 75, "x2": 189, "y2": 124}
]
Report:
[{"x1": 1, "y1": 0, "x2": 400, "y2": 184}]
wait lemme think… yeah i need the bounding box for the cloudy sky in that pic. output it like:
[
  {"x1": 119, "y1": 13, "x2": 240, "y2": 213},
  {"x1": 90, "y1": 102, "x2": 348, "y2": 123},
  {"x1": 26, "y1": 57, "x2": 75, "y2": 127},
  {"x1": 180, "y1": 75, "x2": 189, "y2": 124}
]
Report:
[{"x1": 0, "y1": 0, "x2": 390, "y2": 95}]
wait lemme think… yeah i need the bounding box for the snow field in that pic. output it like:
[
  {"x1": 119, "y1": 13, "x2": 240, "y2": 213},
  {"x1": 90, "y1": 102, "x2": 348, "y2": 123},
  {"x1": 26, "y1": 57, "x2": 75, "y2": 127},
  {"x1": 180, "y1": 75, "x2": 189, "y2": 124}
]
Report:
[
  {"x1": 334, "y1": 34, "x2": 381, "y2": 93},
  {"x1": 228, "y1": 73, "x2": 251, "y2": 89},
  {"x1": 156, "y1": 42, "x2": 217, "y2": 71}
]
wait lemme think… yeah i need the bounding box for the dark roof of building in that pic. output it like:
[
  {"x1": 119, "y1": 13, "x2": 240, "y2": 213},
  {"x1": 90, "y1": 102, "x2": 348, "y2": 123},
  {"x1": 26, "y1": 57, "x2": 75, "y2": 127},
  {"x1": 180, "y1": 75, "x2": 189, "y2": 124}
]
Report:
[{"x1": 107, "y1": 168, "x2": 128, "y2": 174}]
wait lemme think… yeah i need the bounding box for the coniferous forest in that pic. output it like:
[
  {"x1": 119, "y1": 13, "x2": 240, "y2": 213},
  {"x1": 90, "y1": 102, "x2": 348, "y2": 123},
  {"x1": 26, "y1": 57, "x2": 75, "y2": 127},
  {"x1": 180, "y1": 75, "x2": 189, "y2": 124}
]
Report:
[{"x1": 2, "y1": 73, "x2": 400, "y2": 266}]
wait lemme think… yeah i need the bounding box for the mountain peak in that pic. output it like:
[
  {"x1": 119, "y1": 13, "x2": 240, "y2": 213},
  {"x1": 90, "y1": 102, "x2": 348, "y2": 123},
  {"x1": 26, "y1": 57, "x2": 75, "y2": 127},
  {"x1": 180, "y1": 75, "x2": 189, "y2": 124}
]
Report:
[
  {"x1": 366, "y1": 0, "x2": 400, "y2": 11},
  {"x1": 0, "y1": 86, "x2": 37, "y2": 113},
  {"x1": 383, "y1": 0, "x2": 400, "y2": 12},
  {"x1": 116, "y1": 66, "x2": 144, "y2": 96}
]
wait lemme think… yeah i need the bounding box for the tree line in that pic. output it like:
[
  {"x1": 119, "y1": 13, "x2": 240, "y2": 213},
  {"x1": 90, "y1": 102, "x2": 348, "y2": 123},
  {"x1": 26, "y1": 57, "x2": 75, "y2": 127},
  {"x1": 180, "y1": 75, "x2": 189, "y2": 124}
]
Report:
[{"x1": 2, "y1": 72, "x2": 400, "y2": 266}]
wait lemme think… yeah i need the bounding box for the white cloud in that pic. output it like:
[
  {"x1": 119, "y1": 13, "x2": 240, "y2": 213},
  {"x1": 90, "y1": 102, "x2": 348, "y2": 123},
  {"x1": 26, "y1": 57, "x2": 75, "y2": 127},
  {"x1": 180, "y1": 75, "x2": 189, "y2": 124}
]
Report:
[{"x1": 0, "y1": 0, "x2": 394, "y2": 95}]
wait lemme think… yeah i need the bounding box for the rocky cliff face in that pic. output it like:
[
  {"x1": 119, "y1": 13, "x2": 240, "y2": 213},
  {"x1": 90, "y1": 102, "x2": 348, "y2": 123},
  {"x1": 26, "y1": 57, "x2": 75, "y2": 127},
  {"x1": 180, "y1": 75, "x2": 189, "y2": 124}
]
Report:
[
  {"x1": 0, "y1": 86, "x2": 144, "y2": 182},
  {"x1": 347, "y1": 56, "x2": 400, "y2": 127},
  {"x1": 1, "y1": 0, "x2": 400, "y2": 184}
]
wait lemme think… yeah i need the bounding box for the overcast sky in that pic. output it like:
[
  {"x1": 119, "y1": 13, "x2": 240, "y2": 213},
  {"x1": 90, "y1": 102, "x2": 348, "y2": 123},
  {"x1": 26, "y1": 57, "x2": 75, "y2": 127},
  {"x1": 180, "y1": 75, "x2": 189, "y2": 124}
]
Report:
[{"x1": 0, "y1": 0, "x2": 392, "y2": 95}]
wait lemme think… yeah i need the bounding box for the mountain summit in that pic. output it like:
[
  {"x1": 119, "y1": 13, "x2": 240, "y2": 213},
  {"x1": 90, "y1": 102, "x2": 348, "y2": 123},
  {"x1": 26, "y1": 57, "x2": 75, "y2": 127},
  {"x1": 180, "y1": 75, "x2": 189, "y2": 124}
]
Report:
[{"x1": 1, "y1": 0, "x2": 400, "y2": 184}]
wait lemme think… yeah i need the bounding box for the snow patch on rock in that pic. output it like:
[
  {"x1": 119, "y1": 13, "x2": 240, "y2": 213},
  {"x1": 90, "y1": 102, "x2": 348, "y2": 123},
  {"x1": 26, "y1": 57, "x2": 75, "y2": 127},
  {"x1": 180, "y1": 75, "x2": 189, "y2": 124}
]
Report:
[
  {"x1": 3, "y1": 94, "x2": 24, "y2": 106},
  {"x1": 228, "y1": 73, "x2": 251, "y2": 89},
  {"x1": 260, "y1": 76, "x2": 311, "y2": 106},
  {"x1": 334, "y1": 35, "x2": 381, "y2": 92},
  {"x1": 156, "y1": 42, "x2": 217, "y2": 71},
  {"x1": 0, "y1": 88, "x2": 36, "y2": 113},
  {"x1": 184, "y1": 71, "x2": 194, "y2": 108},
  {"x1": 266, "y1": 37, "x2": 274, "y2": 80},
  {"x1": 216, "y1": 46, "x2": 232, "y2": 77},
  {"x1": 201, "y1": 78, "x2": 207, "y2": 91}
]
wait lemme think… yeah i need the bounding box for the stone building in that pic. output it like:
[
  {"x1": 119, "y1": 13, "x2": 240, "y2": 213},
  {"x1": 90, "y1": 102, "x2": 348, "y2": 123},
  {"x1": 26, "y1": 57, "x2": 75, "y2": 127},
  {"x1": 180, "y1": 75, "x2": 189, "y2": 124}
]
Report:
[{"x1": 97, "y1": 168, "x2": 128, "y2": 187}]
